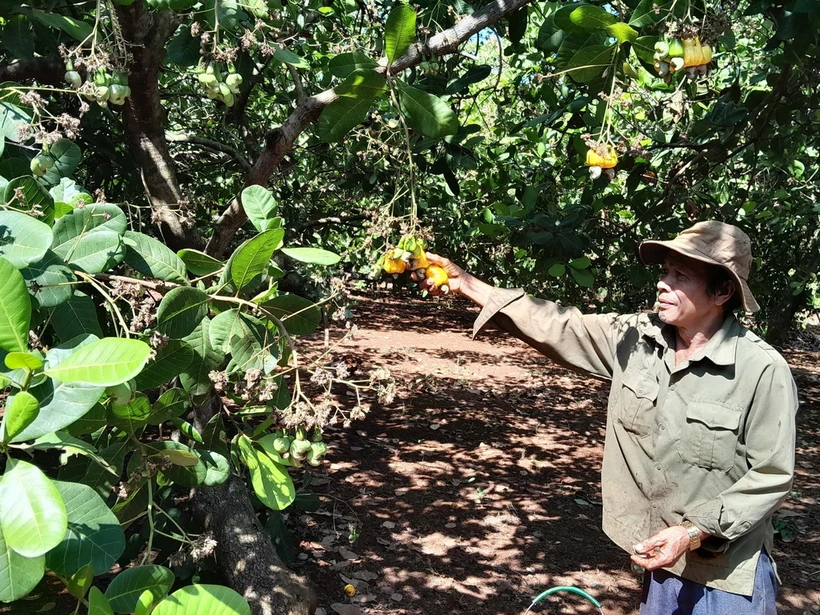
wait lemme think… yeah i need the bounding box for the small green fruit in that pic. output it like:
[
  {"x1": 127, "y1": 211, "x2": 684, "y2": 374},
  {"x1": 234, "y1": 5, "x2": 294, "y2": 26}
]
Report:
[{"x1": 64, "y1": 70, "x2": 82, "y2": 88}]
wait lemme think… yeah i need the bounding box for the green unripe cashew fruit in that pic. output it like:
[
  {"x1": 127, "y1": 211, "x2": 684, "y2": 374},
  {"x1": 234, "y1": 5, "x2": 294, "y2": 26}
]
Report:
[
  {"x1": 306, "y1": 442, "x2": 328, "y2": 467},
  {"x1": 273, "y1": 435, "x2": 292, "y2": 455},
  {"x1": 290, "y1": 428, "x2": 312, "y2": 461},
  {"x1": 30, "y1": 157, "x2": 47, "y2": 177},
  {"x1": 106, "y1": 379, "x2": 137, "y2": 406},
  {"x1": 225, "y1": 73, "x2": 243, "y2": 94},
  {"x1": 64, "y1": 70, "x2": 82, "y2": 88}
]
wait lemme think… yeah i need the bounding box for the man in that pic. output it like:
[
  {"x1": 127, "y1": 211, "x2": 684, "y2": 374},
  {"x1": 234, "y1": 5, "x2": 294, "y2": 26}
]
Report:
[{"x1": 424, "y1": 221, "x2": 797, "y2": 614}]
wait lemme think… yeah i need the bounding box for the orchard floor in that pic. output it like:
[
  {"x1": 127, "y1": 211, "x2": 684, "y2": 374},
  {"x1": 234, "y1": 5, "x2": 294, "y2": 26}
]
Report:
[{"x1": 295, "y1": 292, "x2": 820, "y2": 615}]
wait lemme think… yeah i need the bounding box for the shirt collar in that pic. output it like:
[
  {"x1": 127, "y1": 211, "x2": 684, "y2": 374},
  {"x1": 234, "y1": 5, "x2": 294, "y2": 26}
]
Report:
[{"x1": 639, "y1": 312, "x2": 739, "y2": 366}]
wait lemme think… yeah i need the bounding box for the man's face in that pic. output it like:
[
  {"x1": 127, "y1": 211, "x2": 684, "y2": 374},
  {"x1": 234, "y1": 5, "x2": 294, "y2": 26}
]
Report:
[{"x1": 656, "y1": 253, "x2": 722, "y2": 329}]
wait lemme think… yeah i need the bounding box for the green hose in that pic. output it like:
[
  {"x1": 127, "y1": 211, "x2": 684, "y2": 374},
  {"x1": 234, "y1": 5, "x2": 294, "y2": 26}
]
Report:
[{"x1": 523, "y1": 585, "x2": 604, "y2": 614}]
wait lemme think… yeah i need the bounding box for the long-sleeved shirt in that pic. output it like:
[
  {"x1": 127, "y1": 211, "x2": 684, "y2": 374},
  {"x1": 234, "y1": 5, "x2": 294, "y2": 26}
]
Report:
[{"x1": 474, "y1": 288, "x2": 798, "y2": 596}]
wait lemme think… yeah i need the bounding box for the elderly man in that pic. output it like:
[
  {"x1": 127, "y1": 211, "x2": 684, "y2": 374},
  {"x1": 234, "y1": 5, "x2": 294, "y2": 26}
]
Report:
[{"x1": 425, "y1": 221, "x2": 797, "y2": 614}]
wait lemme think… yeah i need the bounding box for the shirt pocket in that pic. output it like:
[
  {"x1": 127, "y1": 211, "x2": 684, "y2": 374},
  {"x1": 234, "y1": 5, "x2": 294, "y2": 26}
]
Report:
[
  {"x1": 615, "y1": 368, "x2": 659, "y2": 437},
  {"x1": 679, "y1": 401, "x2": 742, "y2": 472}
]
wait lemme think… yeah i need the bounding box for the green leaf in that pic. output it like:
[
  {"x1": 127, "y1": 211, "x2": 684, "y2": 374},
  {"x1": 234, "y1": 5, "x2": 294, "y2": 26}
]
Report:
[
  {"x1": 124, "y1": 231, "x2": 188, "y2": 284},
  {"x1": 397, "y1": 83, "x2": 459, "y2": 138},
  {"x1": 107, "y1": 393, "x2": 151, "y2": 433},
  {"x1": 42, "y1": 138, "x2": 82, "y2": 185},
  {"x1": 180, "y1": 318, "x2": 221, "y2": 399},
  {"x1": 570, "y1": 256, "x2": 591, "y2": 269},
  {"x1": 210, "y1": 0, "x2": 247, "y2": 31},
  {"x1": 135, "y1": 341, "x2": 194, "y2": 390},
  {"x1": 89, "y1": 587, "x2": 115, "y2": 615},
  {"x1": 49, "y1": 178, "x2": 92, "y2": 213},
  {"x1": 280, "y1": 247, "x2": 341, "y2": 265},
  {"x1": 104, "y1": 565, "x2": 174, "y2": 614},
  {"x1": 46, "y1": 480, "x2": 126, "y2": 576},
  {"x1": 21, "y1": 250, "x2": 76, "y2": 308},
  {"x1": 0, "y1": 458, "x2": 67, "y2": 557},
  {"x1": 240, "y1": 185, "x2": 278, "y2": 233},
  {"x1": 65, "y1": 402, "x2": 107, "y2": 438},
  {"x1": 507, "y1": 5, "x2": 528, "y2": 44},
  {"x1": 272, "y1": 48, "x2": 309, "y2": 69},
  {"x1": 30, "y1": 9, "x2": 92, "y2": 40},
  {"x1": 3, "y1": 176, "x2": 55, "y2": 225},
  {"x1": 2, "y1": 390, "x2": 39, "y2": 442},
  {"x1": 569, "y1": 266, "x2": 595, "y2": 287},
  {"x1": 147, "y1": 387, "x2": 189, "y2": 425},
  {"x1": 317, "y1": 95, "x2": 373, "y2": 142},
  {"x1": 0, "y1": 523, "x2": 45, "y2": 603},
  {"x1": 1, "y1": 16, "x2": 34, "y2": 59},
  {"x1": 0, "y1": 210, "x2": 53, "y2": 268},
  {"x1": 157, "y1": 287, "x2": 210, "y2": 339},
  {"x1": 25, "y1": 431, "x2": 116, "y2": 474},
  {"x1": 56, "y1": 229, "x2": 125, "y2": 274},
  {"x1": 135, "y1": 589, "x2": 155, "y2": 615},
  {"x1": 12, "y1": 380, "x2": 104, "y2": 443},
  {"x1": 3, "y1": 351, "x2": 42, "y2": 370},
  {"x1": 0, "y1": 257, "x2": 31, "y2": 353},
  {"x1": 200, "y1": 450, "x2": 230, "y2": 486},
  {"x1": 209, "y1": 309, "x2": 252, "y2": 353},
  {"x1": 167, "y1": 29, "x2": 201, "y2": 67},
  {"x1": 153, "y1": 584, "x2": 251, "y2": 615},
  {"x1": 177, "y1": 249, "x2": 223, "y2": 276},
  {"x1": 566, "y1": 44, "x2": 616, "y2": 83},
  {"x1": 66, "y1": 563, "x2": 95, "y2": 600},
  {"x1": 629, "y1": 0, "x2": 676, "y2": 27},
  {"x1": 569, "y1": 5, "x2": 617, "y2": 29},
  {"x1": 148, "y1": 441, "x2": 207, "y2": 486},
  {"x1": 237, "y1": 436, "x2": 295, "y2": 510},
  {"x1": 606, "y1": 22, "x2": 639, "y2": 43},
  {"x1": 51, "y1": 291, "x2": 104, "y2": 341},
  {"x1": 44, "y1": 338, "x2": 152, "y2": 386},
  {"x1": 556, "y1": 30, "x2": 607, "y2": 72},
  {"x1": 229, "y1": 229, "x2": 285, "y2": 290},
  {"x1": 328, "y1": 52, "x2": 378, "y2": 79},
  {"x1": 444, "y1": 65, "x2": 493, "y2": 95},
  {"x1": 171, "y1": 417, "x2": 203, "y2": 443},
  {"x1": 0, "y1": 101, "x2": 30, "y2": 143},
  {"x1": 336, "y1": 69, "x2": 386, "y2": 99},
  {"x1": 261, "y1": 294, "x2": 321, "y2": 336},
  {"x1": 384, "y1": 4, "x2": 416, "y2": 63}
]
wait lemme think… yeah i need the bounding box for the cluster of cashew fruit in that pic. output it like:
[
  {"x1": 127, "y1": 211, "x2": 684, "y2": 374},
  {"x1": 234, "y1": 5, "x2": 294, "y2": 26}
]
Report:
[
  {"x1": 195, "y1": 61, "x2": 243, "y2": 107},
  {"x1": 377, "y1": 234, "x2": 450, "y2": 294},
  {"x1": 585, "y1": 145, "x2": 618, "y2": 180},
  {"x1": 64, "y1": 62, "x2": 132, "y2": 106},
  {"x1": 653, "y1": 37, "x2": 713, "y2": 80},
  {"x1": 272, "y1": 427, "x2": 327, "y2": 467}
]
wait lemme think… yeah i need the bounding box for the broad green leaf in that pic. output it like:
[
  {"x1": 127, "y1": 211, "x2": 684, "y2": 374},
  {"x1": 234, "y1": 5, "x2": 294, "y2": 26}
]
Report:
[
  {"x1": 57, "y1": 441, "x2": 127, "y2": 501},
  {"x1": 171, "y1": 417, "x2": 203, "y2": 443},
  {"x1": 0, "y1": 523, "x2": 45, "y2": 603},
  {"x1": 2, "y1": 390, "x2": 39, "y2": 442},
  {"x1": 66, "y1": 563, "x2": 94, "y2": 600},
  {"x1": 213, "y1": 0, "x2": 248, "y2": 31},
  {"x1": 240, "y1": 185, "x2": 278, "y2": 233},
  {"x1": 0, "y1": 210, "x2": 53, "y2": 268},
  {"x1": 226, "y1": 317, "x2": 276, "y2": 375},
  {"x1": 570, "y1": 266, "x2": 595, "y2": 287},
  {"x1": 44, "y1": 338, "x2": 152, "y2": 386},
  {"x1": 261, "y1": 294, "x2": 321, "y2": 336},
  {"x1": 31, "y1": 9, "x2": 92, "y2": 40},
  {"x1": 569, "y1": 5, "x2": 617, "y2": 29},
  {"x1": 238, "y1": 436, "x2": 295, "y2": 510},
  {"x1": 3, "y1": 351, "x2": 42, "y2": 370},
  {"x1": 163, "y1": 448, "x2": 199, "y2": 467},
  {"x1": 42, "y1": 138, "x2": 82, "y2": 185},
  {"x1": 200, "y1": 450, "x2": 230, "y2": 486},
  {"x1": 52, "y1": 205, "x2": 127, "y2": 251},
  {"x1": 336, "y1": 69, "x2": 386, "y2": 99},
  {"x1": 107, "y1": 393, "x2": 151, "y2": 433},
  {"x1": 21, "y1": 250, "x2": 76, "y2": 308},
  {"x1": 104, "y1": 565, "x2": 174, "y2": 614},
  {"x1": 89, "y1": 587, "x2": 115, "y2": 615},
  {"x1": 147, "y1": 388, "x2": 189, "y2": 425},
  {"x1": 280, "y1": 247, "x2": 341, "y2": 265},
  {"x1": 65, "y1": 402, "x2": 106, "y2": 438},
  {"x1": 566, "y1": 44, "x2": 616, "y2": 83},
  {"x1": 0, "y1": 101, "x2": 30, "y2": 143},
  {"x1": 135, "y1": 589, "x2": 155, "y2": 615},
  {"x1": 3, "y1": 176, "x2": 55, "y2": 225},
  {"x1": 153, "y1": 584, "x2": 251, "y2": 615},
  {"x1": 229, "y1": 229, "x2": 285, "y2": 290},
  {"x1": 177, "y1": 248, "x2": 223, "y2": 276},
  {"x1": 384, "y1": 4, "x2": 416, "y2": 63},
  {"x1": 124, "y1": 231, "x2": 188, "y2": 284},
  {"x1": 54, "y1": 229, "x2": 125, "y2": 273},
  {"x1": 167, "y1": 29, "x2": 201, "y2": 67},
  {"x1": 317, "y1": 95, "x2": 372, "y2": 142},
  {"x1": 507, "y1": 5, "x2": 528, "y2": 44},
  {"x1": 397, "y1": 83, "x2": 459, "y2": 138},
  {"x1": 272, "y1": 48, "x2": 309, "y2": 69},
  {"x1": 157, "y1": 287, "x2": 210, "y2": 339},
  {"x1": 25, "y1": 431, "x2": 116, "y2": 474},
  {"x1": 606, "y1": 22, "x2": 639, "y2": 43},
  {"x1": 0, "y1": 458, "x2": 67, "y2": 557},
  {"x1": 328, "y1": 51, "x2": 378, "y2": 79},
  {"x1": 556, "y1": 30, "x2": 608, "y2": 72},
  {"x1": 570, "y1": 256, "x2": 591, "y2": 269},
  {"x1": 209, "y1": 309, "x2": 253, "y2": 353},
  {"x1": 1, "y1": 16, "x2": 34, "y2": 59},
  {"x1": 46, "y1": 480, "x2": 126, "y2": 576},
  {"x1": 629, "y1": 0, "x2": 677, "y2": 27},
  {"x1": 632, "y1": 36, "x2": 660, "y2": 64},
  {"x1": 548, "y1": 263, "x2": 566, "y2": 277},
  {"x1": 147, "y1": 441, "x2": 207, "y2": 487},
  {"x1": 49, "y1": 177, "x2": 92, "y2": 210},
  {"x1": 12, "y1": 379, "x2": 104, "y2": 443},
  {"x1": 51, "y1": 291, "x2": 104, "y2": 341},
  {"x1": 0, "y1": 257, "x2": 31, "y2": 353},
  {"x1": 444, "y1": 65, "x2": 493, "y2": 94},
  {"x1": 179, "y1": 318, "x2": 221, "y2": 399},
  {"x1": 135, "y1": 341, "x2": 194, "y2": 390}
]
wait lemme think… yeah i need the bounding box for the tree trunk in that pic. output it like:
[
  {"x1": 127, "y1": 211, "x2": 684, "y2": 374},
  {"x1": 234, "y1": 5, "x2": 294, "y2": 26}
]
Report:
[
  {"x1": 190, "y1": 397, "x2": 317, "y2": 615},
  {"x1": 116, "y1": 3, "x2": 204, "y2": 250},
  {"x1": 765, "y1": 289, "x2": 807, "y2": 347}
]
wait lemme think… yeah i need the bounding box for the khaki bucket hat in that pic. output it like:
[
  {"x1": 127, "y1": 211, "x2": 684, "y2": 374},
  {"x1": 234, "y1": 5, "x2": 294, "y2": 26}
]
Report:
[{"x1": 638, "y1": 221, "x2": 760, "y2": 313}]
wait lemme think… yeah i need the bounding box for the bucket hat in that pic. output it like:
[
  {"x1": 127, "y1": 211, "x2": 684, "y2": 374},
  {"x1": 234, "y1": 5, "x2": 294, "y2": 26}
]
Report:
[{"x1": 638, "y1": 221, "x2": 760, "y2": 313}]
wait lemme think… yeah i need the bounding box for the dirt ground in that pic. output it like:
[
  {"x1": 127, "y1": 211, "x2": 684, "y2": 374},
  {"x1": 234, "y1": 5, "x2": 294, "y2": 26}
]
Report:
[{"x1": 295, "y1": 292, "x2": 820, "y2": 615}]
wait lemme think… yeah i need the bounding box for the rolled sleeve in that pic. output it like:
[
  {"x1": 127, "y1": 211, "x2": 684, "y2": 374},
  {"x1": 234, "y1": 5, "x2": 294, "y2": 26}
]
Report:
[{"x1": 685, "y1": 360, "x2": 798, "y2": 541}]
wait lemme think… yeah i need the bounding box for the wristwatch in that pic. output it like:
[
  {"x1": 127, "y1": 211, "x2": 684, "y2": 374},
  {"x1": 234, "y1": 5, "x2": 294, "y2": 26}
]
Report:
[{"x1": 681, "y1": 520, "x2": 702, "y2": 551}]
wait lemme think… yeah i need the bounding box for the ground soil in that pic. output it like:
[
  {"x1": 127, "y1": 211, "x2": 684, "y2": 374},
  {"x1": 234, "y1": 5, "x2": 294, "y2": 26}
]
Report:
[{"x1": 294, "y1": 292, "x2": 820, "y2": 615}]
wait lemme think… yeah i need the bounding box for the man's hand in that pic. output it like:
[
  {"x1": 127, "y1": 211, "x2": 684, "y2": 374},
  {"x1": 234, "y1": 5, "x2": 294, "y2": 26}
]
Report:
[
  {"x1": 631, "y1": 526, "x2": 692, "y2": 571},
  {"x1": 423, "y1": 253, "x2": 467, "y2": 295}
]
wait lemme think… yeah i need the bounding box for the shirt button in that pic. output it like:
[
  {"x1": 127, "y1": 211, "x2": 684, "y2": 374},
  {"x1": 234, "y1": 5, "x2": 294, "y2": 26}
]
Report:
[
  {"x1": 655, "y1": 463, "x2": 662, "y2": 471},
  {"x1": 659, "y1": 424, "x2": 666, "y2": 431},
  {"x1": 669, "y1": 384, "x2": 676, "y2": 391}
]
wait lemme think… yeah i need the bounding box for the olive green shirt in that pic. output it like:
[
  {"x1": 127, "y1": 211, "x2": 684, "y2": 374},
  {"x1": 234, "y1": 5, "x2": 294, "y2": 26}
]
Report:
[{"x1": 474, "y1": 289, "x2": 798, "y2": 596}]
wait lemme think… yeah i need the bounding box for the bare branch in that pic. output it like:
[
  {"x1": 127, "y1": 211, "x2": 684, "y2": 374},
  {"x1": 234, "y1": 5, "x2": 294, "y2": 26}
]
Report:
[
  {"x1": 206, "y1": 0, "x2": 535, "y2": 257},
  {"x1": 0, "y1": 56, "x2": 64, "y2": 85},
  {"x1": 166, "y1": 131, "x2": 253, "y2": 171}
]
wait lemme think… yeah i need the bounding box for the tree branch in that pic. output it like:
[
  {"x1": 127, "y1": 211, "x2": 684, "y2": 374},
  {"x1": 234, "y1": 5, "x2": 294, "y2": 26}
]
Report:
[
  {"x1": 205, "y1": 0, "x2": 535, "y2": 257},
  {"x1": 0, "y1": 56, "x2": 64, "y2": 85},
  {"x1": 166, "y1": 131, "x2": 253, "y2": 171}
]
